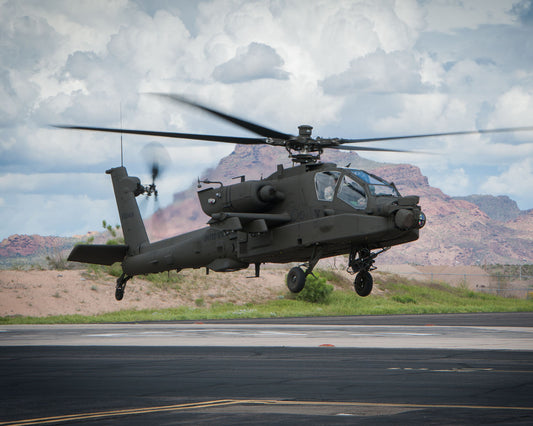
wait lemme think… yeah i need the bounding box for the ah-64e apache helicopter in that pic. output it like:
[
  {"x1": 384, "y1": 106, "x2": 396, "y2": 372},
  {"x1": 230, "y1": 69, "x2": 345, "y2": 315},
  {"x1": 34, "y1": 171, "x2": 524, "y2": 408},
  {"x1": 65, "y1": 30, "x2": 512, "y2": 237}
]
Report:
[{"x1": 58, "y1": 94, "x2": 533, "y2": 301}]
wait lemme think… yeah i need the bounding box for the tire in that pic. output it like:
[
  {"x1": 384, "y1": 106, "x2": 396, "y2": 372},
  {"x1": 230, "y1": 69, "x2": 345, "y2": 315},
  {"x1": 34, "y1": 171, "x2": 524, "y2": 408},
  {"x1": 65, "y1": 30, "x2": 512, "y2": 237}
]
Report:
[
  {"x1": 115, "y1": 287, "x2": 124, "y2": 301},
  {"x1": 287, "y1": 267, "x2": 306, "y2": 293},
  {"x1": 354, "y1": 271, "x2": 373, "y2": 297},
  {"x1": 115, "y1": 274, "x2": 127, "y2": 301}
]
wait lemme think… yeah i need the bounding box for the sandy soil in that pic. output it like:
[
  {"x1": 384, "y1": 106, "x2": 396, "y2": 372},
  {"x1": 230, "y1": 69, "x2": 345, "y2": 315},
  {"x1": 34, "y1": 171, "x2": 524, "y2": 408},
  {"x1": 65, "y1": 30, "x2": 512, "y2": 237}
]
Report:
[
  {"x1": 377, "y1": 264, "x2": 492, "y2": 289},
  {"x1": 2, "y1": 263, "x2": 529, "y2": 318},
  {"x1": 0, "y1": 268, "x2": 290, "y2": 318}
]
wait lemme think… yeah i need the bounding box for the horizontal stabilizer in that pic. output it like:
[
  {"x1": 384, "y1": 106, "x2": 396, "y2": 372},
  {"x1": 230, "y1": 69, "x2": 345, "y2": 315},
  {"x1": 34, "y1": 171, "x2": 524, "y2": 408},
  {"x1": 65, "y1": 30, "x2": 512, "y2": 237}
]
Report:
[{"x1": 68, "y1": 244, "x2": 128, "y2": 265}]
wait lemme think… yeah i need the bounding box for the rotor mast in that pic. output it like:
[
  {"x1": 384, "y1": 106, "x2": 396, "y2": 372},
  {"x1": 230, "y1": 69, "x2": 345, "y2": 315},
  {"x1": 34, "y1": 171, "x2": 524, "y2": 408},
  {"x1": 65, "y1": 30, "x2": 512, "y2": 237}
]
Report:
[{"x1": 282, "y1": 125, "x2": 325, "y2": 165}]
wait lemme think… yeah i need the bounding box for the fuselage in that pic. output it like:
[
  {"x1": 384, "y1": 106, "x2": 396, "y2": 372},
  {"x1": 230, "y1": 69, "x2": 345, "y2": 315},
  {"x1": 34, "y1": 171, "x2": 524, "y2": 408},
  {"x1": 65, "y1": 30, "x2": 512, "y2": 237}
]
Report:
[{"x1": 122, "y1": 163, "x2": 425, "y2": 276}]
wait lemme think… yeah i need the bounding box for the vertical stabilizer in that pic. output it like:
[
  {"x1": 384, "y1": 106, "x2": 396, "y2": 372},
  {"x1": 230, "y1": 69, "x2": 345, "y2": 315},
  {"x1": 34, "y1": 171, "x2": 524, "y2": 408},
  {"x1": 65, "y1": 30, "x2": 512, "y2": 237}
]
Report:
[{"x1": 106, "y1": 166, "x2": 149, "y2": 254}]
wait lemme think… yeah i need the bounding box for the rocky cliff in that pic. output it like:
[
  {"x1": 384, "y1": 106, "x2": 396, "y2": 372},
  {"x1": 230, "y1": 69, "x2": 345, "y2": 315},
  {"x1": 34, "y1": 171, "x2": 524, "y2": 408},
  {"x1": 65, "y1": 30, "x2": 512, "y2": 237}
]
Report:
[
  {"x1": 0, "y1": 234, "x2": 80, "y2": 267},
  {"x1": 0, "y1": 234, "x2": 73, "y2": 258},
  {"x1": 452, "y1": 195, "x2": 522, "y2": 222}
]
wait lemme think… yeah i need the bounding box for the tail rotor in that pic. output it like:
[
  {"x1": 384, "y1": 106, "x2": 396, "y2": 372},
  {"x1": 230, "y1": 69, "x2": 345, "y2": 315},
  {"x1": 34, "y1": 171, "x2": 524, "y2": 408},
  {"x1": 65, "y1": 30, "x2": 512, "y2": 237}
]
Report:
[{"x1": 140, "y1": 142, "x2": 170, "y2": 204}]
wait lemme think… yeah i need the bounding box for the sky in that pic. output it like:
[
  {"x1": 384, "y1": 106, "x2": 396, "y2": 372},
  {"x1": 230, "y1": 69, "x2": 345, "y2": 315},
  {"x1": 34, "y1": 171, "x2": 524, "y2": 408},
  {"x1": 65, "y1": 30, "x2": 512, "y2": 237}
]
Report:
[{"x1": 1, "y1": 0, "x2": 533, "y2": 240}]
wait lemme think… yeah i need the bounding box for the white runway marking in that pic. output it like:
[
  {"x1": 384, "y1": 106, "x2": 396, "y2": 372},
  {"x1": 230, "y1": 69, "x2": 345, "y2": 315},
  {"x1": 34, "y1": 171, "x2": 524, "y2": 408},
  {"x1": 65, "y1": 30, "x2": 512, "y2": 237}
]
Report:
[{"x1": 1, "y1": 323, "x2": 532, "y2": 350}]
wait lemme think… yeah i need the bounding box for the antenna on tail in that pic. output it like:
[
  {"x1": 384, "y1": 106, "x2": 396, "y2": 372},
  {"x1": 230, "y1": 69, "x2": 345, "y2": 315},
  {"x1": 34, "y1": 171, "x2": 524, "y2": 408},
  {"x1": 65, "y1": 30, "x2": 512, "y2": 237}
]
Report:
[{"x1": 120, "y1": 102, "x2": 124, "y2": 167}]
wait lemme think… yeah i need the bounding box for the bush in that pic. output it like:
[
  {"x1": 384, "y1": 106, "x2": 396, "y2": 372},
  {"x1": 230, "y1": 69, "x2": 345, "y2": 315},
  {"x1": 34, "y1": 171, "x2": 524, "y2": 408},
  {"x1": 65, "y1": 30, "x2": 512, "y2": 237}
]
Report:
[
  {"x1": 144, "y1": 271, "x2": 183, "y2": 291},
  {"x1": 106, "y1": 262, "x2": 123, "y2": 278},
  {"x1": 315, "y1": 268, "x2": 352, "y2": 290},
  {"x1": 106, "y1": 237, "x2": 125, "y2": 245},
  {"x1": 392, "y1": 295, "x2": 417, "y2": 304},
  {"x1": 46, "y1": 250, "x2": 68, "y2": 270},
  {"x1": 296, "y1": 273, "x2": 333, "y2": 303}
]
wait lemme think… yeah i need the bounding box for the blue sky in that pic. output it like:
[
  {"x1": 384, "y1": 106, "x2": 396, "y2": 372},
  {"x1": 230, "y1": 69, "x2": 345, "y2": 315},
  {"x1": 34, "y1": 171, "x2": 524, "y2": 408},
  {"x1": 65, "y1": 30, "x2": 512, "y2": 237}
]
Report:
[{"x1": 1, "y1": 0, "x2": 533, "y2": 239}]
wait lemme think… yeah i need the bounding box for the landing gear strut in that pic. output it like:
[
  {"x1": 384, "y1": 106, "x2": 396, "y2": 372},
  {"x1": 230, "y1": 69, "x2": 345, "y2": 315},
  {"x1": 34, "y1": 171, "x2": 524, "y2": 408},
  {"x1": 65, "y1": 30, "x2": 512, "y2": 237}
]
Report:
[
  {"x1": 115, "y1": 273, "x2": 132, "y2": 301},
  {"x1": 347, "y1": 247, "x2": 389, "y2": 297},
  {"x1": 286, "y1": 246, "x2": 321, "y2": 293}
]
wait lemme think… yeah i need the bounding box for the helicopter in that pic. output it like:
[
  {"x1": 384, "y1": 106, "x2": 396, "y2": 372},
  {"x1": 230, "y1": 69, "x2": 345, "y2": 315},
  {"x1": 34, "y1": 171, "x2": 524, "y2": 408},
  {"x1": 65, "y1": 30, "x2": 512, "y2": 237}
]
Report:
[{"x1": 59, "y1": 94, "x2": 533, "y2": 301}]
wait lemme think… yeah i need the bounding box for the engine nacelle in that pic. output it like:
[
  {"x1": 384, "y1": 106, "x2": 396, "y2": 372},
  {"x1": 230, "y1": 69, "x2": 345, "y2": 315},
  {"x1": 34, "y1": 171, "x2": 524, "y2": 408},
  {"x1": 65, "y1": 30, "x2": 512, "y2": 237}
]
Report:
[{"x1": 198, "y1": 180, "x2": 284, "y2": 217}]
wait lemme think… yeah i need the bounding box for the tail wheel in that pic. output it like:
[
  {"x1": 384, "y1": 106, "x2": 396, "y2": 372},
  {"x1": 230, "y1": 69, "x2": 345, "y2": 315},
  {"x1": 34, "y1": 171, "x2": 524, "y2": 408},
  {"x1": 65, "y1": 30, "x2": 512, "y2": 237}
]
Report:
[
  {"x1": 115, "y1": 273, "x2": 131, "y2": 301},
  {"x1": 115, "y1": 286, "x2": 125, "y2": 301},
  {"x1": 354, "y1": 271, "x2": 373, "y2": 297},
  {"x1": 287, "y1": 267, "x2": 306, "y2": 293}
]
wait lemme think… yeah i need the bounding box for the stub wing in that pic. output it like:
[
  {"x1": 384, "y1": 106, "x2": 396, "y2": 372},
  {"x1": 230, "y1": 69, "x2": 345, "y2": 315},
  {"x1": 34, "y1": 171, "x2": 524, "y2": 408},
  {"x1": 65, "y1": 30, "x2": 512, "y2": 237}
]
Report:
[
  {"x1": 208, "y1": 212, "x2": 291, "y2": 231},
  {"x1": 68, "y1": 244, "x2": 128, "y2": 266}
]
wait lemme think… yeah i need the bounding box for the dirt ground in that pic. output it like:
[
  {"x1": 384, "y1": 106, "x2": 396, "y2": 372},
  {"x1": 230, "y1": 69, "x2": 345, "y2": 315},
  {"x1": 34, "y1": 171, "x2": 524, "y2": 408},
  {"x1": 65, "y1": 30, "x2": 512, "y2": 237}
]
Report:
[
  {"x1": 2, "y1": 263, "x2": 529, "y2": 318},
  {"x1": 0, "y1": 267, "x2": 290, "y2": 318},
  {"x1": 377, "y1": 264, "x2": 532, "y2": 298}
]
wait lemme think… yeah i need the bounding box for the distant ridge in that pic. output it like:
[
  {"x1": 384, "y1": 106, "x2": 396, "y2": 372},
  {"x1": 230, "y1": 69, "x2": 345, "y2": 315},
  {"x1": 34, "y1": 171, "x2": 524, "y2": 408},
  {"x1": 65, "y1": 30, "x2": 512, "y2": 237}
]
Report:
[{"x1": 453, "y1": 194, "x2": 524, "y2": 222}]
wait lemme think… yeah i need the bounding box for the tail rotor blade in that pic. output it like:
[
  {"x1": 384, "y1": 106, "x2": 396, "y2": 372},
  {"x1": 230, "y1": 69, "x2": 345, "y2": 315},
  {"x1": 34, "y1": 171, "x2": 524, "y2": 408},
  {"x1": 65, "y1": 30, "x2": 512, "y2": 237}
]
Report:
[{"x1": 141, "y1": 142, "x2": 171, "y2": 184}]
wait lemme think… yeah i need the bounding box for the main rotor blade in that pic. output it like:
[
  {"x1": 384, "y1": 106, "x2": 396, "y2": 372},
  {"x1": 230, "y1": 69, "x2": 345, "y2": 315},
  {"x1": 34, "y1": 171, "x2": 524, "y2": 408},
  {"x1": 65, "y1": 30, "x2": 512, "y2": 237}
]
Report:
[
  {"x1": 329, "y1": 145, "x2": 423, "y2": 153},
  {"x1": 337, "y1": 126, "x2": 533, "y2": 145},
  {"x1": 53, "y1": 125, "x2": 267, "y2": 145},
  {"x1": 150, "y1": 93, "x2": 293, "y2": 140}
]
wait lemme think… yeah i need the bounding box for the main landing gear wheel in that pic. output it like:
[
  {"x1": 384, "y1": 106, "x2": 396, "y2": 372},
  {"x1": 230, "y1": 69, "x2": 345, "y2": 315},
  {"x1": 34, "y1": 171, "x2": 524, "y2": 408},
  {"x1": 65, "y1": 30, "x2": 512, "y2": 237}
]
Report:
[
  {"x1": 354, "y1": 271, "x2": 373, "y2": 297},
  {"x1": 287, "y1": 266, "x2": 306, "y2": 293},
  {"x1": 115, "y1": 273, "x2": 132, "y2": 301}
]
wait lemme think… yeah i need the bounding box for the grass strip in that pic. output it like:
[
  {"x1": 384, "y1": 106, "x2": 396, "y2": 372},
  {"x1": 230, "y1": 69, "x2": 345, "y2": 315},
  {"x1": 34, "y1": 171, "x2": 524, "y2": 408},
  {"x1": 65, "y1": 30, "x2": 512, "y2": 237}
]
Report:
[{"x1": 1, "y1": 274, "x2": 532, "y2": 324}]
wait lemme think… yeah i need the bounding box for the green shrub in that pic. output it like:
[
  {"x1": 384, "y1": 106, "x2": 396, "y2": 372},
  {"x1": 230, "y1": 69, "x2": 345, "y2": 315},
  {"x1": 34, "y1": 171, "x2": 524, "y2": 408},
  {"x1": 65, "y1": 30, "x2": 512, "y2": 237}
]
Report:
[
  {"x1": 105, "y1": 237, "x2": 125, "y2": 245},
  {"x1": 315, "y1": 268, "x2": 352, "y2": 290},
  {"x1": 106, "y1": 262, "x2": 123, "y2": 278},
  {"x1": 392, "y1": 295, "x2": 417, "y2": 304},
  {"x1": 46, "y1": 251, "x2": 68, "y2": 270},
  {"x1": 144, "y1": 271, "x2": 183, "y2": 291},
  {"x1": 296, "y1": 274, "x2": 333, "y2": 303}
]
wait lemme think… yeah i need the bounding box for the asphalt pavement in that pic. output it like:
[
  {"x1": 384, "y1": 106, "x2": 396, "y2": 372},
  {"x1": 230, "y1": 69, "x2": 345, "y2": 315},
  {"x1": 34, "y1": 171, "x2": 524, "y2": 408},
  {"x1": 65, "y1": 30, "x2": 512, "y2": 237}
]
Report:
[{"x1": 1, "y1": 313, "x2": 532, "y2": 425}]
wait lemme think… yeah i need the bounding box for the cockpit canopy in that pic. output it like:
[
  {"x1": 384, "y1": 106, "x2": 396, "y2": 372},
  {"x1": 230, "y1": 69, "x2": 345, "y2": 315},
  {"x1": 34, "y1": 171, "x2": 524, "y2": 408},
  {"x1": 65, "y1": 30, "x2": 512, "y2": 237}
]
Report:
[
  {"x1": 314, "y1": 168, "x2": 400, "y2": 210},
  {"x1": 348, "y1": 169, "x2": 400, "y2": 197}
]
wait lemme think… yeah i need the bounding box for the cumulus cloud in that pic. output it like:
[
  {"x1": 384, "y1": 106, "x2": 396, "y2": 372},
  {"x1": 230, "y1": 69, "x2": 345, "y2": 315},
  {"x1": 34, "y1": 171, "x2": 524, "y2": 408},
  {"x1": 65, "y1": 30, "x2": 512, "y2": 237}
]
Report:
[
  {"x1": 512, "y1": 0, "x2": 533, "y2": 25},
  {"x1": 437, "y1": 168, "x2": 471, "y2": 197},
  {"x1": 212, "y1": 42, "x2": 289, "y2": 83},
  {"x1": 488, "y1": 86, "x2": 533, "y2": 133},
  {"x1": 423, "y1": 0, "x2": 518, "y2": 32},
  {"x1": 2, "y1": 194, "x2": 116, "y2": 238},
  {"x1": 1, "y1": 0, "x2": 533, "y2": 239},
  {"x1": 321, "y1": 50, "x2": 428, "y2": 95},
  {"x1": 480, "y1": 158, "x2": 533, "y2": 207}
]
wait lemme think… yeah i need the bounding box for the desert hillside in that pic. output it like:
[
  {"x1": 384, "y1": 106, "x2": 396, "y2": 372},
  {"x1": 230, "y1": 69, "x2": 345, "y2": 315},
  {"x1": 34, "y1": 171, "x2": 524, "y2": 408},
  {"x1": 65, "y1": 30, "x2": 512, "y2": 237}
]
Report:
[
  {"x1": 1, "y1": 262, "x2": 530, "y2": 318},
  {"x1": 0, "y1": 267, "x2": 288, "y2": 318}
]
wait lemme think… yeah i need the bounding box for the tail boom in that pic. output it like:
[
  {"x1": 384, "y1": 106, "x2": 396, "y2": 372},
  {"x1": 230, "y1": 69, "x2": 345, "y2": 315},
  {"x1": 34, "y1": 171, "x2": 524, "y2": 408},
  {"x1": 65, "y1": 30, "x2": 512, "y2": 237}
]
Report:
[
  {"x1": 68, "y1": 166, "x2": 149, "y2": 267},
  {"x1": 107, "y1": 166, "x2": 149, "y2": 255}
]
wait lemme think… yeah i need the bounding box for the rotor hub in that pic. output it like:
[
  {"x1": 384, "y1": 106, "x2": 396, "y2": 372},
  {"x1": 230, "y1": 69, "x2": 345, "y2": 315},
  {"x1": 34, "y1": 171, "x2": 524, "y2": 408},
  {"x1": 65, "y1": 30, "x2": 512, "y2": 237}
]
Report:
[{"x1": 298, "y1": 125, "x2": 313, "y2": 137}]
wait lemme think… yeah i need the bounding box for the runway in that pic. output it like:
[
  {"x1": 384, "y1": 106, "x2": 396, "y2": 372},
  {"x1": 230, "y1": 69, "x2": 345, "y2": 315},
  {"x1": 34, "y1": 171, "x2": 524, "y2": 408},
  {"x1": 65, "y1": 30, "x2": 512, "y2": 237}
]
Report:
[{"x1": 1, "y1": 313, "x2": 532, "y2": 424}]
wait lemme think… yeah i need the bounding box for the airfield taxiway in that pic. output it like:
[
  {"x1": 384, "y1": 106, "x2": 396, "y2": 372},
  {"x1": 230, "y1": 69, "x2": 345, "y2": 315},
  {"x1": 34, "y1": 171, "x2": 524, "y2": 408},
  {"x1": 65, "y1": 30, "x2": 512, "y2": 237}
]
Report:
[{"x1": 1, "y1": 313, "x2": 532, "y2": 424}]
